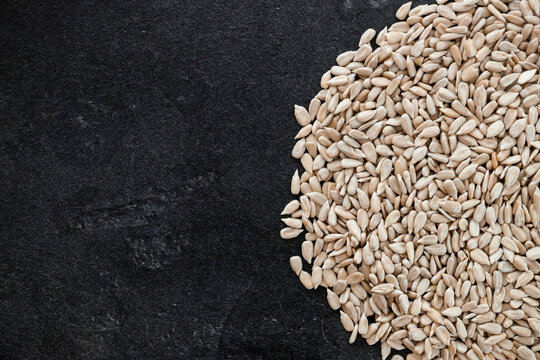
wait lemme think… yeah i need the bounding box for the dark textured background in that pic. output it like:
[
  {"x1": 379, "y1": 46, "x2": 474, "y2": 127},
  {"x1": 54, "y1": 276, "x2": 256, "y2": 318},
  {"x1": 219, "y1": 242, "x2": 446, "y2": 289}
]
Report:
[{"x1": 1, "y1": 0, "x2": 430, "y2": 358}]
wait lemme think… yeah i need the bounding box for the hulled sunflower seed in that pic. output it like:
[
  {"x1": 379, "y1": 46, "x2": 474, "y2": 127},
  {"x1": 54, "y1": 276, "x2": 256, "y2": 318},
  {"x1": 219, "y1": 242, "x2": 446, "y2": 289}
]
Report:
[
  {"x1": 281, "y1": 1, "x2": 540, "y2": 359},
  {"x1": 289, "y1": 256, "x2": 302, "y2": 276}
]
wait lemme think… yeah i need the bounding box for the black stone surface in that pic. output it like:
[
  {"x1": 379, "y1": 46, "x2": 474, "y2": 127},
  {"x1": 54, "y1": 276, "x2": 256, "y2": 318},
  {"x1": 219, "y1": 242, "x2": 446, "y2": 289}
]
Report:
[{"x1": 1, "y1": 1, "x2": 431, "y2": 359}]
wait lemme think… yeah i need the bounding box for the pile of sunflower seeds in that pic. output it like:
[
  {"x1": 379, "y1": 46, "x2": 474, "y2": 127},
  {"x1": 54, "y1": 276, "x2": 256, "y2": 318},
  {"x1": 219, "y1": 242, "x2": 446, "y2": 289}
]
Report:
[{"x1": 280, "y1": 0, "x2": 540, "y2": 359}]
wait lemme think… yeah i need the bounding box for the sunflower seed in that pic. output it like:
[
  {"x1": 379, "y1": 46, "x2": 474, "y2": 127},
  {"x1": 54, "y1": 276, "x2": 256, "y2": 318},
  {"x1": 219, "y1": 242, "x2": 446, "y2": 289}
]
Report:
[
  {"x1": 396, "y1": 2, "x2": 412, "y2": 20},
  {"x1": 282, "y1": 1, "x2": 540, "y2": 357},
  {"x1": 294, "y1": 105, "x2": 311, "y2": 126},
  {"x1": 289, "y1": 256, "x2": 302, "y2": 275},
  {"x1": 280, "y1": 227, "x2": 303, "y2": 239}
]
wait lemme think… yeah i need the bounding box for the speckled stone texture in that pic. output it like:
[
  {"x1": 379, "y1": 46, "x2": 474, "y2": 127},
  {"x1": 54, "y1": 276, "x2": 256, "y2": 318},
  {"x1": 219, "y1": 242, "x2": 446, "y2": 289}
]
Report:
[{"x1": 1, "y1": 0, "x2": 430, "y2": 359}]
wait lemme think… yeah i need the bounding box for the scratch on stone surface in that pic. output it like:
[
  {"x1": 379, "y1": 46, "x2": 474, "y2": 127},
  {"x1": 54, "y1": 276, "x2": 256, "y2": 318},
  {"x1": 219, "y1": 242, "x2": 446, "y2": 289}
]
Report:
[
  {"x1": 320, "y1": 316, "x2": 341, "y2": 352},
  {"x1": 70, "y1": 172, "x2": 217, "y2": 233},
  {"x1": 126, "y1": 231, "x2": 183, "y2": 269},
  {"x1": 368, "y1": 0, "x2": 390, "y2": 9},
  {"x1": 216, "y1": 278, "x2": 254, "y2": 343},
  {"x1": 69, "y1": 191, "x2": 177, "y2": 232},
  {"x1": 320, "y1": 317, "x2": 330, "y2": 344},
  {"x1": 67, "y1": 181, "x2": 218, "y2": 269},
  {"x1": 300, "y1": 289, "x2": 326, "y2": 308}
]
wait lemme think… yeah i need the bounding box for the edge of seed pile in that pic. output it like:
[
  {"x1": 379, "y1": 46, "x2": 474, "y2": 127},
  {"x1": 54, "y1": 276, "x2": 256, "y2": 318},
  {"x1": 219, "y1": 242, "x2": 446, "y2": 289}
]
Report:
[{"x1": 281, "y1": 0, "x2": 540, "y2": 359}]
